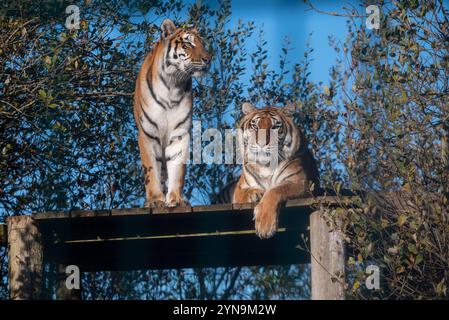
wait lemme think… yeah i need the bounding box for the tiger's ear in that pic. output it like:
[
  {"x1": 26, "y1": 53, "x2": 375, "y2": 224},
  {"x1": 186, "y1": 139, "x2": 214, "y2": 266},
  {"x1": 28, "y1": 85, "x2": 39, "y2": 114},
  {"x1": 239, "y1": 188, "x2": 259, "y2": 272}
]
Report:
[
  {"x1": 242, "y1": 102, "x2": 256, "y2": 115},
  {"x1": 161, "y1": 19, "x2": 176, "y2": 39},
  {"x1": 282, "y1": 101, "x2": 300, "y2": 117}
]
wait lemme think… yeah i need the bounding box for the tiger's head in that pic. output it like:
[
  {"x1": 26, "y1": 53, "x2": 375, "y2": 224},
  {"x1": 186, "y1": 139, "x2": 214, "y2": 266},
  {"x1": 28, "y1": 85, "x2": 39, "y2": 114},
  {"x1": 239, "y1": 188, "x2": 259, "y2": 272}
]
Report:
[
  {"x1": 159, "y1": 19, "x2": 211, "y2": 77},
  {"x1": 238, "y1": 102, "x2": 303, "y2": 166}
]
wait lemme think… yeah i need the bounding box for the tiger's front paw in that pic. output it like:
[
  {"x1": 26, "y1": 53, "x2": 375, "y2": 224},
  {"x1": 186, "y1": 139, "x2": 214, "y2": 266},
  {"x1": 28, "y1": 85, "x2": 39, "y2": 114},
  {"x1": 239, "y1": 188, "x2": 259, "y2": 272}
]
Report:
[
  {"x1": 235, "y1": 188, "x2": 265, "y2": 203},
  {"x1": 166, "y1": 192, "x2": 189, "y2": 207},
  {"x1": 254, "y1": 198, "x2": 280, "y2": 239},
  {"x1": 144, "y1": 195, "x2": 165, "y2": 208}
]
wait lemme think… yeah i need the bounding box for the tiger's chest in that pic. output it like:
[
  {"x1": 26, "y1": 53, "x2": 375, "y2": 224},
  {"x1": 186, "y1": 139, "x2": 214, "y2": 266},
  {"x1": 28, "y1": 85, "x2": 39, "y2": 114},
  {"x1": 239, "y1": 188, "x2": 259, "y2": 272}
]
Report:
[
  {"x1": 244, "y1": 164, "x2": 276, "y2": 190},
  {"x1": 143, "y1": 100, "x2": 191, "y2": 129},
  {"x1": 244, "y1": 160, "x2": 295, "y2": 190},
  {"x1": 138, "y1": 67, "x2": 194, "y2": 149}
]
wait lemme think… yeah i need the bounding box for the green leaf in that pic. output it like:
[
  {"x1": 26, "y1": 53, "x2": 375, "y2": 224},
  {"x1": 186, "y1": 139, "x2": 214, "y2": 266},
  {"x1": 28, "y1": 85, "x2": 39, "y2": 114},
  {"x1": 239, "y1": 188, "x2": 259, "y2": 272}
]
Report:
[
  {"x1": 43, "y1": 56, "x2": 52, "y2": 65},
  {"x1": 415, "y1": 254, "x2": 423, "y2": 265},
  {"x1": 408, "y1": 243, "x2": 418, "y2": 255},
  {"x1": 38, "y1": 89, "x2": 47, "y2": 101},
  {"x1": 400, "y1": 90, "x2": 407, "y2": 103},
  {"x1": 398, "y1": 214, "x2": 407, "y2": 227}
]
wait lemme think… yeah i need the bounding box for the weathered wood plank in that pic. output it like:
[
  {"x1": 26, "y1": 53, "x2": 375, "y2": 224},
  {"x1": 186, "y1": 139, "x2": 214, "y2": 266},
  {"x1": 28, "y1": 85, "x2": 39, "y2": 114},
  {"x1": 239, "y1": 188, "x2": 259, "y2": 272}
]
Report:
[
  {"x1": 70, "y1": 209, "x2": 110, "y2": 218},
  {"x1": 110, "y1": 207, "x2": 150, "y2": 216},
  {"x1": 7, "y1": 215, "x2": 43, "y2": 300},
  {"x1": 286, "y1": 195, "x2": 356, "y2": 208},
  {"x1": 310, "y1": 210, "x2": 346, "y2": 300},
  {"x1": 33, "y1": 211, "x2": 68, "y2": 220},
  {"x1": 152, "y1": 205, "x2": 192, "y2": 214},
  {"x1": 31, "y1": 196, "x2": 353, "y2": 220},
  {"x1": 192, "y1": 203, "x2": 233, "y2": 212},
  {"x1": 232, "y1": 203, "x2": 256, "y2": 210}
]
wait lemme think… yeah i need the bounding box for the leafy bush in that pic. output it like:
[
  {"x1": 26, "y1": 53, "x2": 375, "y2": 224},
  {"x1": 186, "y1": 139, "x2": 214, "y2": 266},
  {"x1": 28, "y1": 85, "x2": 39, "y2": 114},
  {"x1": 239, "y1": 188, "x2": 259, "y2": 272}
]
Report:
[{"x1": 309, "y1": 0, "x2": 449, "y2": 299}]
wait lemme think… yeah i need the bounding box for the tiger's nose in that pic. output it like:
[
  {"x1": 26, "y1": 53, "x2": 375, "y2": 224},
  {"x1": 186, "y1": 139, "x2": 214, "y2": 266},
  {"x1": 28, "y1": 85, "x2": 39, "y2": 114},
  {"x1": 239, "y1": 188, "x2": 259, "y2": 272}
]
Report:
[{"x1": 256, "y1": 129, "x2": 271, "y2": 147}]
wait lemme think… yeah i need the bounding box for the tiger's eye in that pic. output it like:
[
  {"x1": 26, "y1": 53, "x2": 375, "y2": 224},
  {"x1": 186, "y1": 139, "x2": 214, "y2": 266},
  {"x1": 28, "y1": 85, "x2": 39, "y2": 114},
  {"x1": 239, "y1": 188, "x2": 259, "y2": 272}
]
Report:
[{"x1": 273, "y1": 120, "x2": 282, "y2": 128}]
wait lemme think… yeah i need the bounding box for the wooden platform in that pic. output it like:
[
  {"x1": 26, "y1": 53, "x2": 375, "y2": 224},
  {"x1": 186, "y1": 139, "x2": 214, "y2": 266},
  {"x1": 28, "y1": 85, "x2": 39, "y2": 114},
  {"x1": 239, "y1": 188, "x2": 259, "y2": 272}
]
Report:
[
  {"x1": 2, "y1": 196, "x2": 354, "y2": 299},
  {"x1": 1, "y1": 197, "x2": 347, "y2": 271}
]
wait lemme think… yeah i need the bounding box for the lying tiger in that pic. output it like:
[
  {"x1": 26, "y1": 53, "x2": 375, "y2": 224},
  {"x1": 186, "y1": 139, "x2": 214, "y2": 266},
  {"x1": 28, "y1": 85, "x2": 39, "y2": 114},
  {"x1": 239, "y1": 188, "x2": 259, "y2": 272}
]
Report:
[
  {"x1": 133, "y1": 19, "x2": 211, "y2": 207},
  {"x1": 222, "y1": 102, "x2": 320, "y2": 239}
]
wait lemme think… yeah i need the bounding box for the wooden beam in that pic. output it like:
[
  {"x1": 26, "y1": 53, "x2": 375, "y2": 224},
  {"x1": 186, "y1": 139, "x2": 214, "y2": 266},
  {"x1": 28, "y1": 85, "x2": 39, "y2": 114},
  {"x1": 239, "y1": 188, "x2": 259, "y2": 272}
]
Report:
[
  {"x1": 7, "y1": 215, "x2": 43, "y2": 300},
  {"x1": 33, "y1": 196, "x2": 352, "y2": 220},
  {"x1": 310, "y1": 210, "x2": 346, "y2": 300}
]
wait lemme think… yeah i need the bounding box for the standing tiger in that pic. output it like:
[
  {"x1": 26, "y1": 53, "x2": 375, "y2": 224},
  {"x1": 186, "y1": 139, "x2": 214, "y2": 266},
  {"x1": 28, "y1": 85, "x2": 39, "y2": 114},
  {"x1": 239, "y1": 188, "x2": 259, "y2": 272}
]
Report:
[
  {"x1": 134, "y1": 19, "x2": 211, "y2": 207},
  {"x1": 223, "y1": 102, "x2": 320, "y2": 239}
]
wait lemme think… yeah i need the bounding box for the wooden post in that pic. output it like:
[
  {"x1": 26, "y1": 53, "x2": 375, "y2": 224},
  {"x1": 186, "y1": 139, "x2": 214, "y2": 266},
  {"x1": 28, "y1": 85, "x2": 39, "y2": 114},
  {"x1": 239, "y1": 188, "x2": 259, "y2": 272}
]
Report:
[
  {"x1": 7, "y1": 215, "x2": 43, "y2": 300},
  {"x1": 310, "y1": 210, "x2": 346, "y2": 300}
]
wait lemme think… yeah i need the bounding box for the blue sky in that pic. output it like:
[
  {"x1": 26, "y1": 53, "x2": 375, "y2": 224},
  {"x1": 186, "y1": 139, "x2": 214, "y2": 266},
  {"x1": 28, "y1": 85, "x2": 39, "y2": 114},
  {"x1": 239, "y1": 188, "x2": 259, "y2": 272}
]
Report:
[
  {"x1": 140, "y1": 0, "x2": 362, "y2": 88},
  {"x1": 222, "y1": 0, "x2": 358, "y2": 85},
  {"x1": 161, "y1": 0, "x2": 361, "y2": 85}
]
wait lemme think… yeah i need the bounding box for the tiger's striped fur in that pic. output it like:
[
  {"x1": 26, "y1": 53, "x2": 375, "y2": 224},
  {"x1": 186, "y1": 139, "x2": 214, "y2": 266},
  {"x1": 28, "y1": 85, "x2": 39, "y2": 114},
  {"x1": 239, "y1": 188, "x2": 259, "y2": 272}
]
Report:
[
  {"x1": 229, "y1": 102, "x2": 320, "y2": 238},
  {"x1": 134, "y1": 19, "x2": 211, "y2": 208}
]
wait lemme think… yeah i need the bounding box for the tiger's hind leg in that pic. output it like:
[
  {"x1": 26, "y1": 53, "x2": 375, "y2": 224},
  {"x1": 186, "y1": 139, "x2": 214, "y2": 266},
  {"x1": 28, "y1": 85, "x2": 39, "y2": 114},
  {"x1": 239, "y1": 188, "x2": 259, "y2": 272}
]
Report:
[{"x1": 138, "y1": 133, "x2": 165, "y2": 208}]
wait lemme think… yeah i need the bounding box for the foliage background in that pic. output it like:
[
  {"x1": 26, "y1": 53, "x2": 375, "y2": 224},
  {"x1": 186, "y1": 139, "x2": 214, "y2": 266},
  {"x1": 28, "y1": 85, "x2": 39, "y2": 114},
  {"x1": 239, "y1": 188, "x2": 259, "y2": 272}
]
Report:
[
  {"x1": 320, "y1": 0, "x2": 449, "y2": 299},
  {"x1": 1, "y1": 0, "x2": 448, "y2": 299}
]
